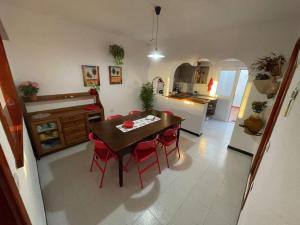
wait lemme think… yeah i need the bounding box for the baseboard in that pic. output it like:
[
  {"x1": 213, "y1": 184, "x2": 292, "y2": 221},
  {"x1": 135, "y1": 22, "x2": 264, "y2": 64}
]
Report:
[
  {"x1": 180, "y1": 128, "x2": 202, "y2": 137},
  {"x1": 228, "y1": 145, "x2": 254, "y2": 157}
]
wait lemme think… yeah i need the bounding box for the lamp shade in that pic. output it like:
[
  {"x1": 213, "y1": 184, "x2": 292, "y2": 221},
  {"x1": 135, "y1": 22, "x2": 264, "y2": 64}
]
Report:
[{"x1": 147, "y1": 50, "x2": 165, "y2": 60}]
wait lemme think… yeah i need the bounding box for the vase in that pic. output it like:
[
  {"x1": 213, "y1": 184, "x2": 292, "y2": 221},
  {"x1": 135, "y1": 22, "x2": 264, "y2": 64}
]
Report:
[
  {"x1": 89, "y1": 88, "x2": 98, "y2": 96},
  {"x1": 253, "y1": 78, "x2": 280, "y2": 98},
  {"x1": 30, "y1": 95, "x2": 38, "y2": 101}
]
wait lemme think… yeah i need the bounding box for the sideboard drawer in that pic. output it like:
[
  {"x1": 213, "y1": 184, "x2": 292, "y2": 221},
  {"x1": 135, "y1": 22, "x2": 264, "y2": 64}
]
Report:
[
  {"x1": 62, "y1": 124, "x2": 86, "y2": 134},
  {"x1": 60, "y1": 113, "x2": 85, "y2": 123},
  {"x1": 61, "y1": 119, "x2": 86, "y2": 128},
  {"x1": 64, "y1": 131, "x2": 87, "y2": 145}
]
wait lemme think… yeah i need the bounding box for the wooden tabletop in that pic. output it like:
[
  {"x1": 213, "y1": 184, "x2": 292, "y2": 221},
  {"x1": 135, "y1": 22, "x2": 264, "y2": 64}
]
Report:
[{"x1": 88, "y1": 110, "x2": 183, "y2": 153}]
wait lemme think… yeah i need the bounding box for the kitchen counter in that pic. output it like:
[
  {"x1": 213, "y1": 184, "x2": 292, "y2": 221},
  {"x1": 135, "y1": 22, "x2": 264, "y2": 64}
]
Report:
[
  {"x1": 154, "y1": 95, "x2": 208, "y2": 136},
  {"x1": 168, "y1": 94, "x2": 218, "y2": 117},
  {"x1": 168, "y1": 94, "x2": 217, "y2": 104}
]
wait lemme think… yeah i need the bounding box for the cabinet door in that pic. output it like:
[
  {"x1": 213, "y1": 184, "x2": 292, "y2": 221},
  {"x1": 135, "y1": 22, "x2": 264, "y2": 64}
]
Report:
[{"x1": 32, "y1": 119, "x2": 65, "y2": 155}]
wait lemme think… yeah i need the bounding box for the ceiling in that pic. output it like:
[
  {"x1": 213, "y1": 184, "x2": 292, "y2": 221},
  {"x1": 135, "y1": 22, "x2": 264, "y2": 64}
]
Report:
[{"x1": 1, "y1": 0, "x2": 300, "y2": 41}]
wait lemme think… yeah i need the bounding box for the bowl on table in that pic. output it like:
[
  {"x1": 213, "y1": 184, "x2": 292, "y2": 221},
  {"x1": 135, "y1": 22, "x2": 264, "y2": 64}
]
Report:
[{"x1": 123, "y1": 120, "x2": 134, "y2": 129}]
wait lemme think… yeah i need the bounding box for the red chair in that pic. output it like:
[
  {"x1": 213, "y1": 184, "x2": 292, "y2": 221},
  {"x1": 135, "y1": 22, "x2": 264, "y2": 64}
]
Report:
[
  {"x1": 128, "y1": 110, "x2": 141, "y2": 115},
  {"x1": 162, "y1": 110, "x2": 174, "y2": 115},
  {"x1": 124, "y1": 136, "x2": 161, "y2": 189},
  {"x1": 107, "y1": 114, "x2": 122, "y2": 120},
  {"x1": 89, "y1": 133, "x2": 117, "y2": 188},
  {"x1": 158, "y1": 127, "x2": 180, "y2": 168},
  {"x1": 162, "y1": 110, "x2": 181, "y2": 132}
]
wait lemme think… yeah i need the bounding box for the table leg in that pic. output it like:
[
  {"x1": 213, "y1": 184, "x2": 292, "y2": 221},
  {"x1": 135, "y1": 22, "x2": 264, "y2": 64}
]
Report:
[
  {"x1": 118, "y1": 154, "x2": 123, "y2": 187},
  {"x1": 176, "y1": 125, "x2": 181, "y2": 147}
]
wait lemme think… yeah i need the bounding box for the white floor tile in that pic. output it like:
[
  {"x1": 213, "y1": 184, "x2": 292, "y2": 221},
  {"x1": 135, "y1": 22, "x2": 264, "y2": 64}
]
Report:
[
  {"x1": 132, "y1": 210, "x2": 162, "y2": 225},
  {"x1": 38, "y1": 120, "x2": 251, "y2": 225}
]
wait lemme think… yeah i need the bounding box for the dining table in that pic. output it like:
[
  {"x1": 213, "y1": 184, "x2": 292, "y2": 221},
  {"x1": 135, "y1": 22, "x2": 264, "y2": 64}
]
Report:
[{"x1": 88, "y1": 110, "x2": 183, "y2": 187}]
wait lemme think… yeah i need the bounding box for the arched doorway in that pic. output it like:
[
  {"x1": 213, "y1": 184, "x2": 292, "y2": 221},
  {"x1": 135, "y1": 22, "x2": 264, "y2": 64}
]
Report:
[{"x1": 214, "y1": 59, "x2": 249, "y2": 122}]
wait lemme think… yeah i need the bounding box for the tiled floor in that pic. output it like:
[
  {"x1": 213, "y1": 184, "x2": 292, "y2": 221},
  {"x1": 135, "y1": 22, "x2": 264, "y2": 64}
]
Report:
[{"x1": 38, "y1": 119, "x2": 252, "y2": 225}]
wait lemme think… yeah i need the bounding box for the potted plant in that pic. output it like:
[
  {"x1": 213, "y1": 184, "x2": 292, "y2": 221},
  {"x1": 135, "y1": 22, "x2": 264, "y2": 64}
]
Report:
[
  {"x1": 19, "y1": 81, "x2": 39, "y2": 100},
  {"x1": 140, "y1": 82, "x2": 154, "y2": 111},
  {"x1": 109, "y1": 44, "x2": 125, "y2": 65},
  {"x1": 252, "y1": 53, "x2": 286, "y2": 77},
  {"x1": 243, "y1": 101, "x2": 267, "y2": 135},
  {"x1": 251, "y1": 53, "x2": 285, "y2": 98},
  {"x1": 251, "y1": 101, "x2": 268, "y2": 117}
]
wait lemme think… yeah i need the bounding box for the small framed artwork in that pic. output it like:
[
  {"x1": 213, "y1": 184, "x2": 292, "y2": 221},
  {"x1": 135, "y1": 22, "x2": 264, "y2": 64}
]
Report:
[
  {"x1": 109, "y1": 66, "x2": 122, "y2": 84},
  {"x1": 82, "y1": 65, "x2": 100, "y2": 86}
]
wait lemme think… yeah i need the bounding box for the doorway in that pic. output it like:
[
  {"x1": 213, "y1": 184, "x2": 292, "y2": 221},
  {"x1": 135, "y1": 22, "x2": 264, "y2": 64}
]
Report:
[
  {"x1": 229, "y1": 69, "x2": 249, "y2": 122},
  {"x1": 215, "y1": 68, "x2": 249, "y2": 123}
]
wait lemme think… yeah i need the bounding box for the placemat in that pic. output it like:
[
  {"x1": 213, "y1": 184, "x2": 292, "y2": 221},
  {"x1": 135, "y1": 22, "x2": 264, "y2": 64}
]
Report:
[{"x1": 116, "y1": 115, "x2": 161, "y2": 132}]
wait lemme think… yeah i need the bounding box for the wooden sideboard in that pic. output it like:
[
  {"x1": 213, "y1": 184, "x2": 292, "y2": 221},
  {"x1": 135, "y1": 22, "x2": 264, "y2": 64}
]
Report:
[{"x1": 23, "y1": 92, "x2": 104, "y2": 157}]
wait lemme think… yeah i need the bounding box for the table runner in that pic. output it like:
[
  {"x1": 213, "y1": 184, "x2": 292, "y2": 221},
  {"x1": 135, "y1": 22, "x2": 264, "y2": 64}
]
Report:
[{"x1": 116, "y1": 115, "x2": 161, "y2": 132}]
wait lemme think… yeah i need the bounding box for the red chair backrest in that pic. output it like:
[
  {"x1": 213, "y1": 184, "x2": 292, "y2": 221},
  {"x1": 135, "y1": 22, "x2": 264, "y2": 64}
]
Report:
[
  {"x1": 128, "y1": 110, "x2": 141, "y2": 115},
  {"x1": 162, "y1": 111, "x2": 174, "y2": 116},
  {"x1": 162, "y1": 111, "x2": 181, "y2": 129},
  {"x1": 163, "y1": 128, "x2": 177, "y2": 137},
  {"x1": 134, "y1": 135, "x2": 158, "y2": 152},
  {"x1": 107, "y1": 114, "x2": 122, "y2": 121},
  {"x1": 89, "y1": 133, "x2": 108, "y2": 150}
]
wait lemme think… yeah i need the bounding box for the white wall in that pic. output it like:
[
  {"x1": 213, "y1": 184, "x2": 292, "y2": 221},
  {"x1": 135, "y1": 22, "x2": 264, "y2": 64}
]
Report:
[
  {"x1": 238, "y1": 57, "x2": 300, "y2": 225},
  {"x1": 0, "y1": 3, "x2": 150, "y2": 116},
  {"x1": 148, "y1": 19, "x2": 299, "y2": 154},
  {"x1": 0, "y1": 120, "x2": 47, "y2": 225},
  {"x1": 0, "y1": 3, "x2": 152, "y2": 225}
]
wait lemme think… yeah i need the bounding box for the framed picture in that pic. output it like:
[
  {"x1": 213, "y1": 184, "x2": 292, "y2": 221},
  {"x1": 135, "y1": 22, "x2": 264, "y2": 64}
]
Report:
[
  {"x1": 109, "y1": 66, "x2": 122, "y2": 84},
  {"x1": 194, "y1": 61, "x2": 210, "y2": 84},
  {"x1": 82, "y1": 65, "x2": 100, "y2": 86}
]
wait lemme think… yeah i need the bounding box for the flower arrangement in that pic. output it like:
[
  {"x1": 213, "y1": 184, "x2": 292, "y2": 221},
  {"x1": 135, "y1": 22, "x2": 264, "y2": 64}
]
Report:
[{"x1": 19, "y1": 81, "x2": 39, "y2": 97}]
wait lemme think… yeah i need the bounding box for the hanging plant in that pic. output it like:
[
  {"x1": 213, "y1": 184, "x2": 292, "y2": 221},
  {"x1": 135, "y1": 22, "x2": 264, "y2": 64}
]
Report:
[
  {"x1": 251, "y1": 53, "x2": 286, "y2": 77},
  {"x1": 251, "y1": 53, "x2": 285, "y2": 98},
  {"x1": 109, "y1": 44, "x2": 125, "y2": 65}
]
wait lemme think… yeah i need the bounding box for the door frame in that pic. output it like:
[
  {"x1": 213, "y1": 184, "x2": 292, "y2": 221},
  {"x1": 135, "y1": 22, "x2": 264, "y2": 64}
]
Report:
[
  {"x1": 0, "y1": 144, "x2": 31, "y2": 225},
  {"x1": 216, "y1": 67, "x2": 248, "y2": 121}
]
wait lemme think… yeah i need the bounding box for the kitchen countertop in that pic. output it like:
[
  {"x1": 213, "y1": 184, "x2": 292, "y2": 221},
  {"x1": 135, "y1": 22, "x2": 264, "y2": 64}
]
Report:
[{"x1": 167, "y1": 94, "x2": 218, "y2": 104}]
